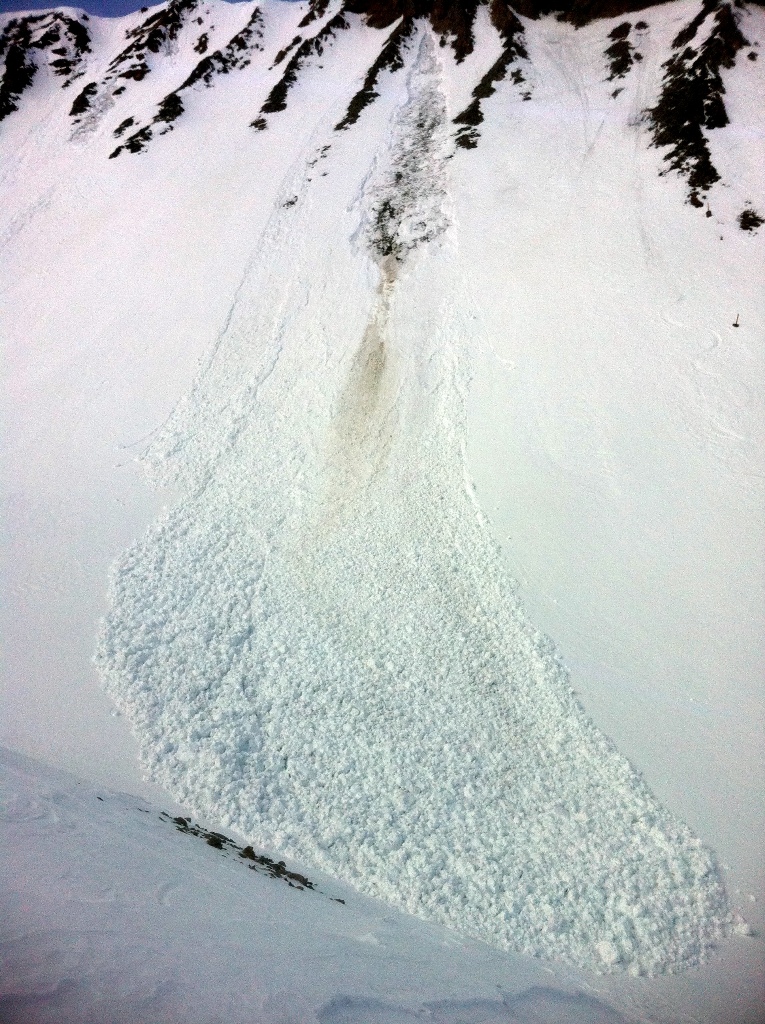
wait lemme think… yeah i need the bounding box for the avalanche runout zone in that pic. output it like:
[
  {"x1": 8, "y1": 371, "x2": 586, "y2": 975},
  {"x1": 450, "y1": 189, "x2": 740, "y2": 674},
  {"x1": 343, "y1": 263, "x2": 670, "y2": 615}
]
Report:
[{"x1": 97, "y1": 30, "x2": 734, "y2": 976}]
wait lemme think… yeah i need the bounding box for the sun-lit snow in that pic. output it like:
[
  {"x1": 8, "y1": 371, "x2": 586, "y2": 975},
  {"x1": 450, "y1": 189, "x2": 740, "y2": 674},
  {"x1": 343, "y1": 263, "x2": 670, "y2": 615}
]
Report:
[{"x1": 1, "y1": 0, "x2": 763, "y2": 1019}]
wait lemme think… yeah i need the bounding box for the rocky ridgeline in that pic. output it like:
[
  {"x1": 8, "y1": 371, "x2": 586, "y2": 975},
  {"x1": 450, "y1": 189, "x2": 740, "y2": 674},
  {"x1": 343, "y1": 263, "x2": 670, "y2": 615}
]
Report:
[
  {"x1": 111, "y1": 5, "x2": 264, "y2": 156},
  {"x1": 0, "y1": 8, "x2": 90, "y2": 120},
  {"x1": 1, "y1": 0, "x2": 762, "y2": 225},
  {"x1": 645, "y1": 0, "x2": 756, "y2": 207}
]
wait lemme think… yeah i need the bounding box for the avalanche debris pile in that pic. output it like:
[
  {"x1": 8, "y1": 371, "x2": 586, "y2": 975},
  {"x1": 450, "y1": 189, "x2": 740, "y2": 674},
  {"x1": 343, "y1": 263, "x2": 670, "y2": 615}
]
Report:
[{"x1": 91, "y1": 14, "x2": 754, "y2": 976}]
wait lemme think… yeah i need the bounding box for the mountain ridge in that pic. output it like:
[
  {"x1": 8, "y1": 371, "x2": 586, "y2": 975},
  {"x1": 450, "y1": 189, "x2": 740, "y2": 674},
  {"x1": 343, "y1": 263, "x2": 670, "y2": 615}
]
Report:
[{"x1": 1, "y1": 0, "x2": 762, "y2": 224}]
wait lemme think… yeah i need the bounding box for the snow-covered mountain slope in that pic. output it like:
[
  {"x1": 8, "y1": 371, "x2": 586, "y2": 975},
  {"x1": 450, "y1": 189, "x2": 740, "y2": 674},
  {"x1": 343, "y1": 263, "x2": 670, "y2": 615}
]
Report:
[{"x1": 1, "y1": 0, "x2": 763, "y2": 1019}]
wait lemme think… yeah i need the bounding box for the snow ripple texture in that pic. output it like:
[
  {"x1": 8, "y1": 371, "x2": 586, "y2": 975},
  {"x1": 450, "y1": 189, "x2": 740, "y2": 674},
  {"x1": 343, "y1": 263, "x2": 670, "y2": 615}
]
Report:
[{"x1": 97, "y1": 32, "x2": 733, "y2": 976}]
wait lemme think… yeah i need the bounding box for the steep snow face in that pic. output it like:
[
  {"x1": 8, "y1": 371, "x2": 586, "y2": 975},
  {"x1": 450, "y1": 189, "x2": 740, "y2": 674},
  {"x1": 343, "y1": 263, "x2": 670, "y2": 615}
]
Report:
[
  {"x1": 91, "y1": 16, "x2": 743, "y2": 977},
  {"x1": 1, "y1": 0, "x2": 763, "y2": 1006}
]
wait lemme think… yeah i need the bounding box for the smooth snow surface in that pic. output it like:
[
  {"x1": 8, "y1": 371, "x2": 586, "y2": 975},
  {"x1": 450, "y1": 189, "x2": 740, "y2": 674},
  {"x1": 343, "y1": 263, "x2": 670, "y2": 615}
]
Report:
[{"x1": 96, "y1": 28, "x2": 733, "y2": 977}]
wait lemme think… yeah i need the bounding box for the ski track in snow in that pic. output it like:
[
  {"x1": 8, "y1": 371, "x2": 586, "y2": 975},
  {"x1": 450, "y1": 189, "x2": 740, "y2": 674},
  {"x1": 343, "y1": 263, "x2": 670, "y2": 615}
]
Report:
[{"x1": 96, "y1": 30, "x2": 735, "y2": 977}]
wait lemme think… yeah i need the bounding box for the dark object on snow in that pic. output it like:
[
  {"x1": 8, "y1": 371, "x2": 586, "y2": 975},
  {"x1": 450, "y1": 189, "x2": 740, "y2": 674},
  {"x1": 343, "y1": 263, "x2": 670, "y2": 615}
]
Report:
[
  {"x1": 739, "y1": 207, "x2": 764, "y2": 232},
  {"x1": 157, "y1": 811, "x2": 328, "y2": 895}
]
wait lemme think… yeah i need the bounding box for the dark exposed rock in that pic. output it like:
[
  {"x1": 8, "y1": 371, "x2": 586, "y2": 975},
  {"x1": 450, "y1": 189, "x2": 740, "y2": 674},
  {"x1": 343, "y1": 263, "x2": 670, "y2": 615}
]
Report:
[
  {"x1": 454, "y1": 7, "x2": 528, "y2": 149},
  {"x1": 605, "y1": 36, "x2": 634, "y2": 77},
  {"x1": 739, "y1": 206, "x2": 764, "y2": 231},
  {"x1": 72, "y1": 0, "x2": 212, "y2": 132},
  {"x1": 155, "y1": 813, "x2": 327, "y2": 894},
  {"x1": 429, "y1": 0, "x2": 482, "y2": 63},
  {"x1": 110, "y1": 123, "x2": 153, "y2": 157},
  {"x1": 344, "y1": 0, "x2": 675, "y2": 30},
  {"x1": 156, "y1": 91, "x2": 184, "y2": 123},
  {"x1": 672, "y1": 0, "x2": 717, "y2": 48},
  {"x1": 257, "y1": 10, "x2": 350, "y2": 121},
  {"x1": 69, "y1": 80, "x2": 97, "y2": 116},
  {"x1": 113, "y1": 115, "x2": 135, "y2": 136},
  {"x1": 106, "y1": 0, "x2": 200, "y2": 83},
  {"x1": 336, "y1": 16, "x2": 416, "y2": 130},
  {"x1": 111, "y1": 7, "x2": 264, "y2": 157},
  {"x1": 273, "y1": 35, "x2": 303, "y2": 66},
  {"x1": 604, "y1": 20, "x2": 643, "y2": 80},
  {"x1": 610, "y1": 20, "x2": 632, "y2": 39},
  {"x1": 299, "y1": 0, "x2": 332, "y2": 28},
  {"x1": 1, "y1": 11, "x2": 90, "y2": 122},
  {"x1": 0, "y1": 41, "x2": 37, "y2": 120},
  {"x1": 135, "y1": 0, "x2": 199, "y2": 55},
  {"x1": 119, "y1": 62, "x2": 150, "y2": 81},
  {"x1": 645, "y1": 0, "x2": 749, "y2": 206},
  {"x1": 176, "y1": 7, "x2": 264, "y2": 89},
  {"x1": 489, "y1": 0, "x2": 525, "y2": 38},
  {"x1": 343, "y1": 0, "x2": 419, "y2": 29},
  {"x1": 556, "y1": 0, "x2": 668, "y2": 27},
  {"x1": 344, "y1": 0, "x2": 480, "y2": 59}
]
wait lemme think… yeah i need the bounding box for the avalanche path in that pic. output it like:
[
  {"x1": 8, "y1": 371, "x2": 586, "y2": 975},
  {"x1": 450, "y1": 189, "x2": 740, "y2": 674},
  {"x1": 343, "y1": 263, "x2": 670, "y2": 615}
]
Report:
[{"x1": 96, "y1": 28, "x2": 735, "y2": 977}]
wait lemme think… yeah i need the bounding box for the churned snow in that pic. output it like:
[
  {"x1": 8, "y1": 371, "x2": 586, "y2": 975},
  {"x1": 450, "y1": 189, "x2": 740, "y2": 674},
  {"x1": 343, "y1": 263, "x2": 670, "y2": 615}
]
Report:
[
  {"x1": 2, "y1": 0, "x2": 764, "y2": 1020},
  {"x1": 95, "y1": 27, "x2": 735, "y2": 977}
]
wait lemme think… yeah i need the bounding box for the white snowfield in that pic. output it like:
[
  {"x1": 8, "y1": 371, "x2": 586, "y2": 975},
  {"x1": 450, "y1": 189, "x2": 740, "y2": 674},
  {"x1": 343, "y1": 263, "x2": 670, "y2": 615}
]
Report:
[{"x1": 1, "y1": 0, "x2": 764, "y2": 1020}]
